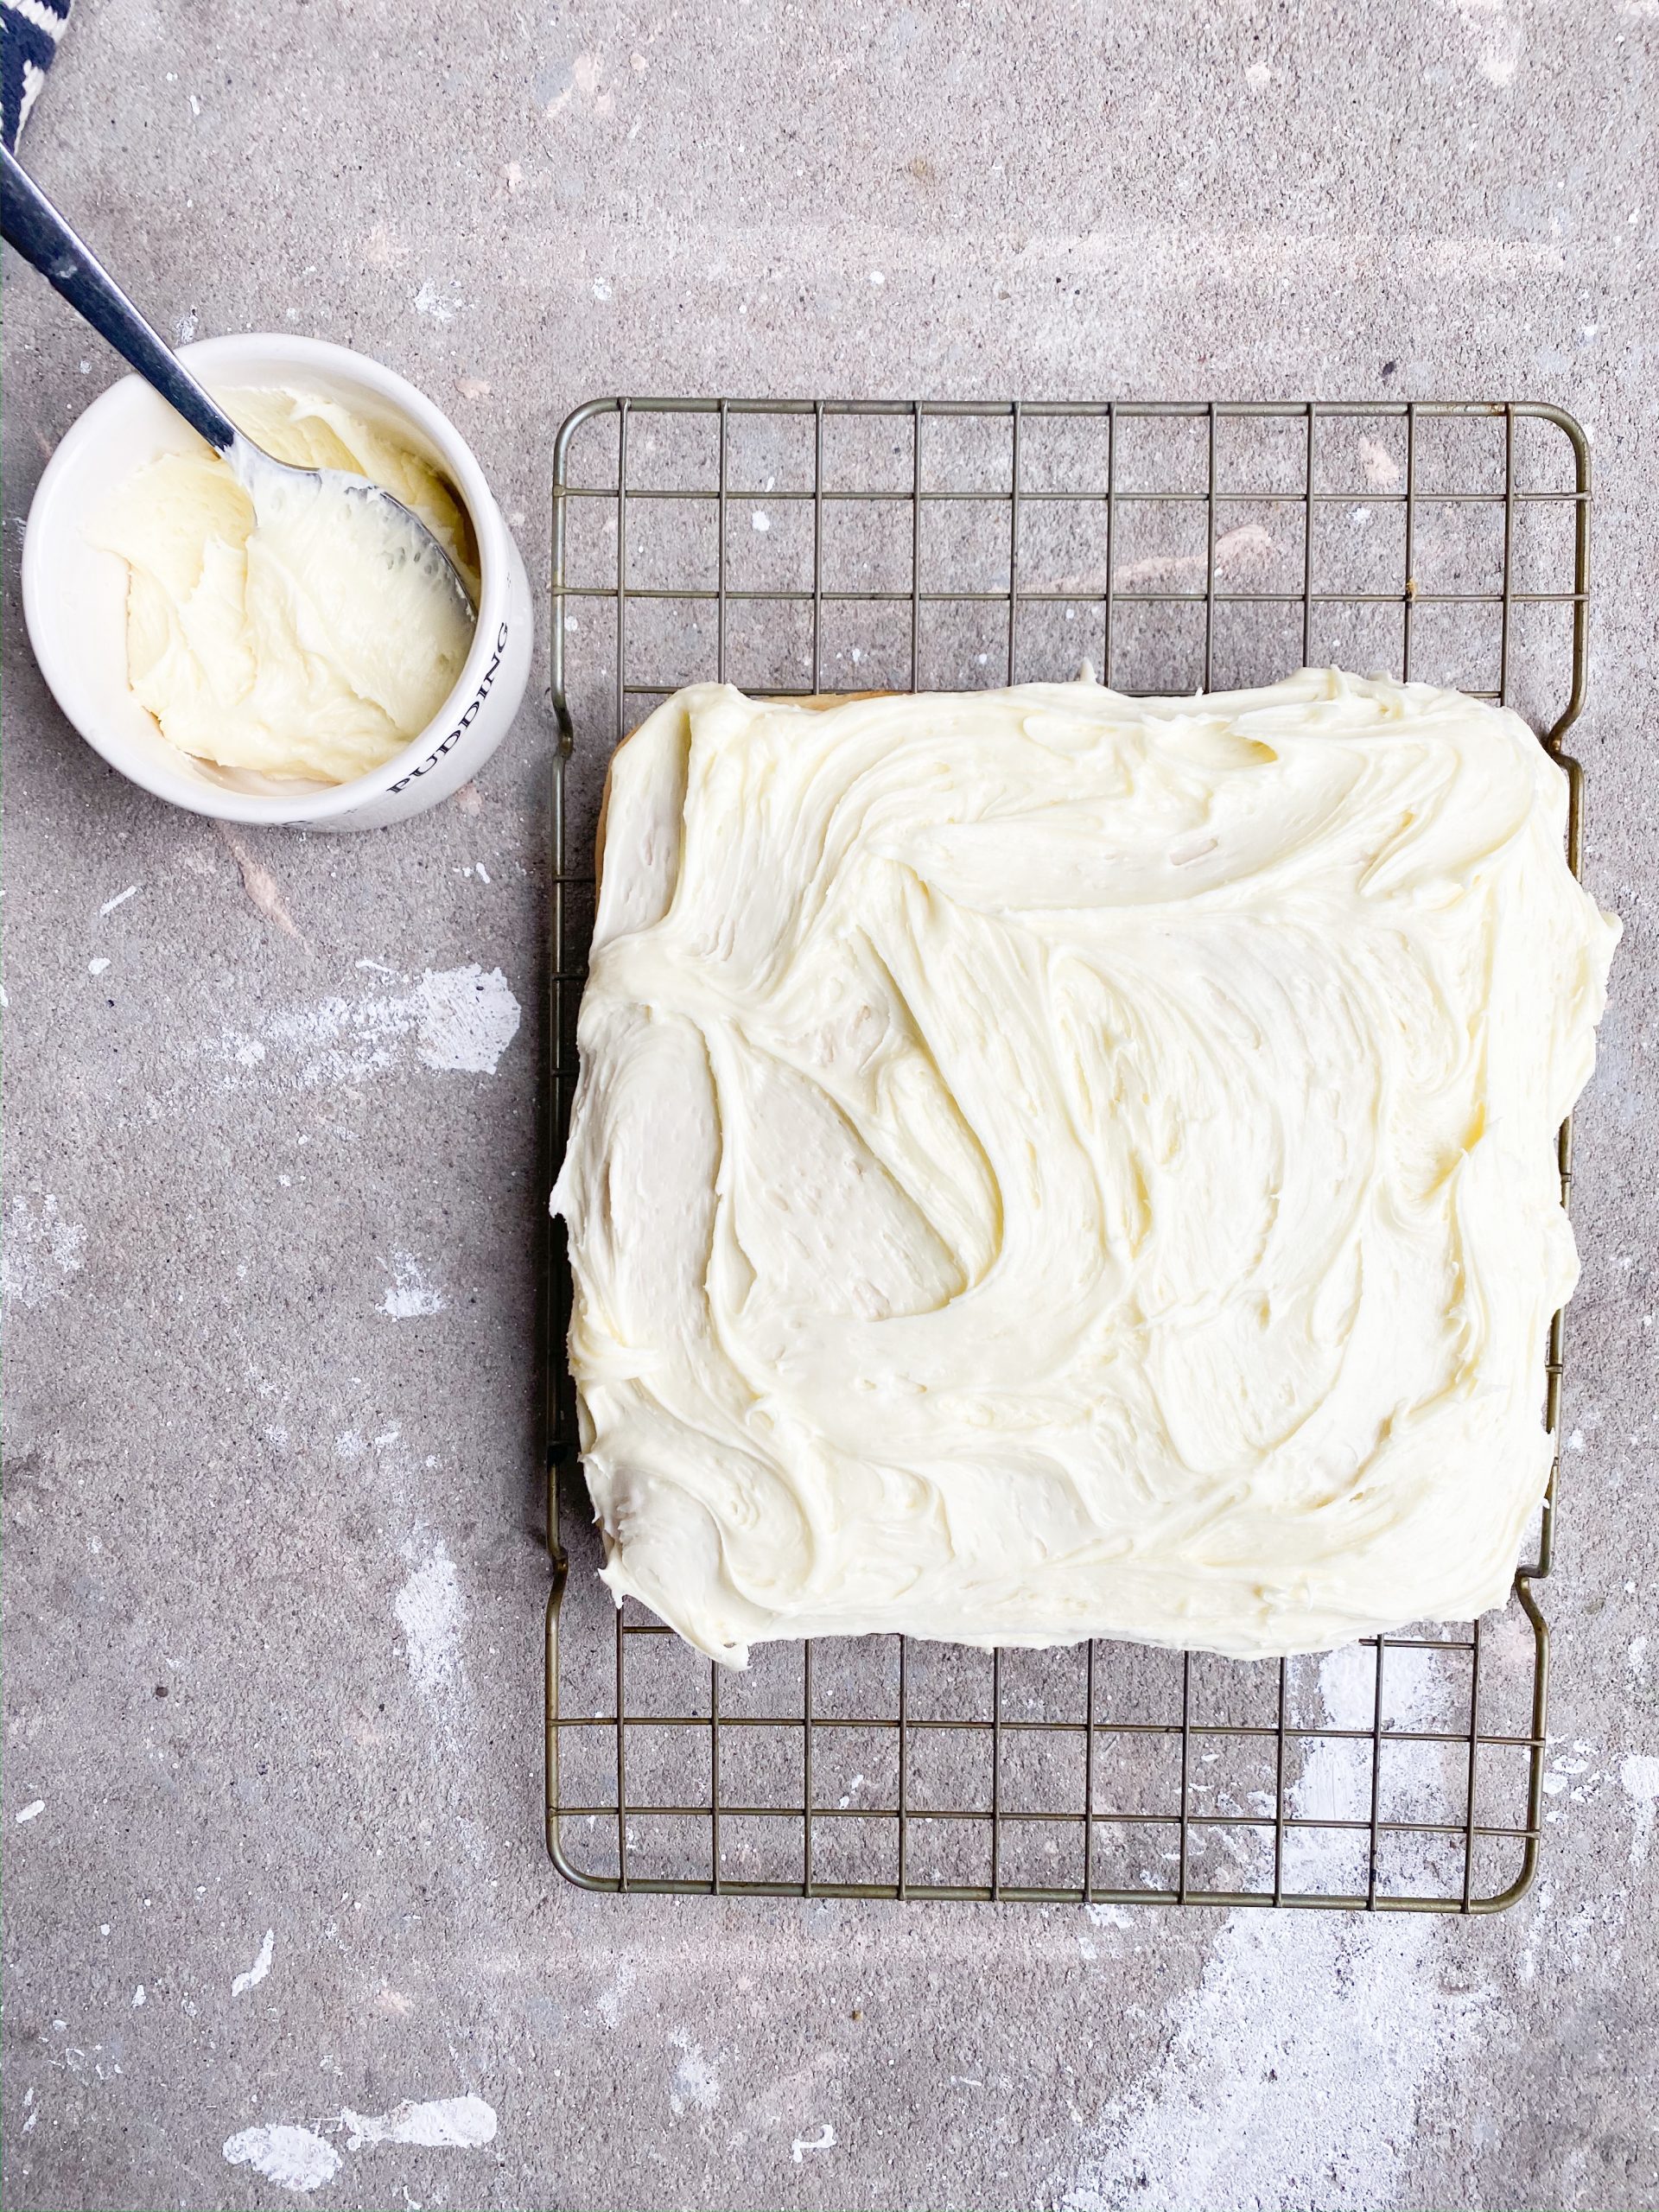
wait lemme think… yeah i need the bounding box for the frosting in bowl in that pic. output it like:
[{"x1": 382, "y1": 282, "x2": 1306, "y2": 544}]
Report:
[{"x1": 90, "y1": 386, "x2": 477, "y2": 785}]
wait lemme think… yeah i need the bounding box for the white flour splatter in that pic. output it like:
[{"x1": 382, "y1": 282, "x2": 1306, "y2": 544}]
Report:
[
  {"x1": 409, "y1": 966, "x2": 521, "y2": 1072},
  {"x1": 223, "y1": 2124, "x2": 341, "y2": 2195},
  {"x1": 1620, "y1": 1754, "x2": 1659, "y2": 1865},
  {"x1": 1058, "y1": 1647, "x2": 1492, "y2": 2211},
  {"x1": 232, "y1": 1928, "x2": 276, "y2": 1997},
  {"x1": 380, "y1": 1254, "x2": 446, "y2": 1319},
  {"x1": 1516, "y1": 1880, "x2": 1553, "y2": 1985},
  {"x1": 1084, "y1": 1903, "x2": 1135, "y2": 1930},
  {"x1": 395, "y1": 1542, "x2": 463, "y2": 1697},
  {"x1": 216, "y1": 965, "x2": 521, "y2": 1086},
  {"x1": 2, "y1": 1194, "x2": 86, "y2": 1309},
  {"x1": 412, "y1": 281, "x2": 460, "y2": 322},
  {"x1": 670, "y1": 2031, "x2": 720, "y2": 2114},
  {"x1": 339, "y1": 2095, "x2": 497, "y2": 2152},
  {"x1": 1059, "y1": 1915, "x2": 1487, "y2": 2209},
  {"x1": 222, "y1": 2099, "x2": 494, "y2": 2194}
]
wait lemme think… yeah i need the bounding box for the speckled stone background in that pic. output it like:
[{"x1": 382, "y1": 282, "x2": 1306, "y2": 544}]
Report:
[{"x1": 3, "y1": 3, "x2": 1656, "y2": 2208}]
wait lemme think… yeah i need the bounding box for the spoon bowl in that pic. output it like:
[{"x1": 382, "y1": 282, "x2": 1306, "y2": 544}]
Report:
[{"x1": 21, "y1": 329, "x2": 532, "y2": 829}]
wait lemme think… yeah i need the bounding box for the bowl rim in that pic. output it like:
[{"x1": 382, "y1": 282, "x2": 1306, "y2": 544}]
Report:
[{"x1": 21, "y1": 331, "x2": 508, "y2": 824}]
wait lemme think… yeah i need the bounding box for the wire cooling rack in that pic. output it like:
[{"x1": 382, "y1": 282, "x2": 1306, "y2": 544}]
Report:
[{"x1": 545, "y1": 397, "x2": 1592, "y2": 1911}]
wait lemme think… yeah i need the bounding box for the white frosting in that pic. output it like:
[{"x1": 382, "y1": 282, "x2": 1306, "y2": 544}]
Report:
[
  {"x1": 554, "y1": 671, "x2": 1620, "y2": 1665},
  {"x1": 92, "y1": 387, "x2": 477, "y2": 785}
]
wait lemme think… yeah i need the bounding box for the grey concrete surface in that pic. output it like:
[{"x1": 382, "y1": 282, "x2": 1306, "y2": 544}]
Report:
[{"x1": 3, "y1": 3, "x2": 1656, "y2": 2208}]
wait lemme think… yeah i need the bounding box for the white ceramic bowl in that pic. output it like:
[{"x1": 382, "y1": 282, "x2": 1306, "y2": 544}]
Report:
[{"x1": 21, "y1": 333, "x2": 533, "y2": 831}]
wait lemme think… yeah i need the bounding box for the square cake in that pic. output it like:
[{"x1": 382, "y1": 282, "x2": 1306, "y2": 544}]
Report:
[{"x1": 552, "y1": 671, "x2": 1619, "y2": 1664}]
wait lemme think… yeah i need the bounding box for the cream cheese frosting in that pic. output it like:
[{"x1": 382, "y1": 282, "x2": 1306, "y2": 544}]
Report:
[
  {"x1": 553, "y1": 671, "x2": 1620, "y2": 1665},
  {"x1": 92, "y1": 387, "x2": 478, "y2": 785}
]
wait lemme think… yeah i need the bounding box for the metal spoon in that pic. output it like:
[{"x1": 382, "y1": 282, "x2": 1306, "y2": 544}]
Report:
[{"x1": 0, "y1": 143, "x2": 474, "y2": 618}]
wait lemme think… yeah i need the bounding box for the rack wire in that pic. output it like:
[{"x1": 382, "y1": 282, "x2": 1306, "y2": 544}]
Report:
[{"x1": 545, "y1": 397, "x2": 1591, "y2": 1911}]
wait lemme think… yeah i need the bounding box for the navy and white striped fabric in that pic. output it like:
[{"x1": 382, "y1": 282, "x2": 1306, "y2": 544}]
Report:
[{"x1": 2, "y1": 0, "x2": 71, "y2": 150}]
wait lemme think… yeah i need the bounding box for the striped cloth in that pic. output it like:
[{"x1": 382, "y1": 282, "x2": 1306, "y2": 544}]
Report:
[{"x1": 3, "y1": 0, "x2": 70, "y2": 150}]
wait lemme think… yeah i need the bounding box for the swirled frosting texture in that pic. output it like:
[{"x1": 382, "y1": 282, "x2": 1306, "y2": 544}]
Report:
[{"x1": 554, "y1": 672, "x2": 1619, "y2": 1664}]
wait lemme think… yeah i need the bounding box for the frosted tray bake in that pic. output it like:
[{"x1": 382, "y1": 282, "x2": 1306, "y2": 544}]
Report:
[
  {"x1": 553, "y1": 671, "x2": 1618, "y2": 1666},
  {"x1": 543, "y1": 393, "x2": 1605, "y2": 1912}
]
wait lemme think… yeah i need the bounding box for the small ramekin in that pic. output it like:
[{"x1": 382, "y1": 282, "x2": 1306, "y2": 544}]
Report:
[{"x1": 21, "y1": 333, "x2": 533, "y2": 831}]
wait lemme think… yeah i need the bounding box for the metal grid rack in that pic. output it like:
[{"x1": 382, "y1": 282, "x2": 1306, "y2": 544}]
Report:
[{"x1": 545, "y1": 397, "x2": 1592, "y2": 1912}]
